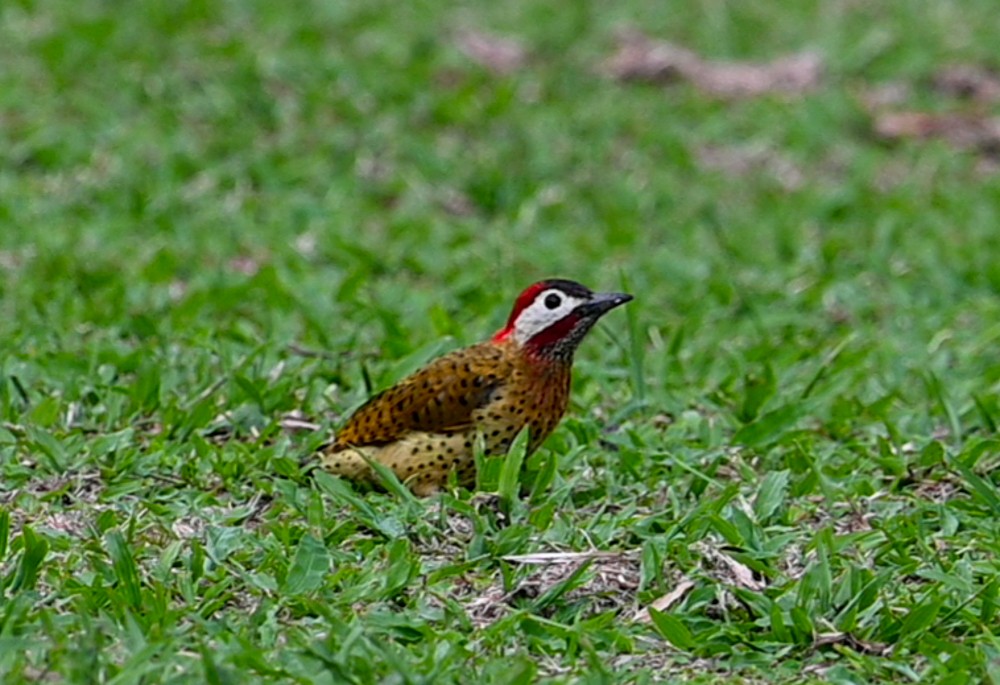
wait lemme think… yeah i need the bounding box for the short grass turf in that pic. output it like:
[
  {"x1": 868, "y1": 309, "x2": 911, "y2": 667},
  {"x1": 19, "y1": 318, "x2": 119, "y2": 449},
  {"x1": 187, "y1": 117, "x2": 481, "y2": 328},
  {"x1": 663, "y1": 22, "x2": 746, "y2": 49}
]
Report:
[{"x1": 3, "y1": 0, "x2": 1000, "y2": 682}]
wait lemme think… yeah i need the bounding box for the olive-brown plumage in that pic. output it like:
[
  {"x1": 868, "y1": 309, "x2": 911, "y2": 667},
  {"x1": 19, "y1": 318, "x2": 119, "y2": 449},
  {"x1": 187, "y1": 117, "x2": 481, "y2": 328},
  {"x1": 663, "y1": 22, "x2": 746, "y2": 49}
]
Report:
[{"x1": 321, "y1": 279, "x2": 632, "y2": 496}]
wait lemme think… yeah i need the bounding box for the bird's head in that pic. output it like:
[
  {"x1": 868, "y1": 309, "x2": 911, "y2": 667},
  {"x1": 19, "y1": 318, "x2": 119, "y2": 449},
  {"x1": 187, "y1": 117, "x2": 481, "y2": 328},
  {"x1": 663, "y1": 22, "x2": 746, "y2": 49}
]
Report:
[{"x1": 492, "y1": 279, "x2": 633, "y2": 361}]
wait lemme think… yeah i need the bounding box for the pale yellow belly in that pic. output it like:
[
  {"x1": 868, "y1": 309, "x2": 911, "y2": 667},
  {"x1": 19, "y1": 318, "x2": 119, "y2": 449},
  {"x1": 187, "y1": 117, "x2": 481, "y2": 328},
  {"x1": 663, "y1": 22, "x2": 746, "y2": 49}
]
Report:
[{"x1": 322, "y1": 413, "x2": 534, "y2": 496}]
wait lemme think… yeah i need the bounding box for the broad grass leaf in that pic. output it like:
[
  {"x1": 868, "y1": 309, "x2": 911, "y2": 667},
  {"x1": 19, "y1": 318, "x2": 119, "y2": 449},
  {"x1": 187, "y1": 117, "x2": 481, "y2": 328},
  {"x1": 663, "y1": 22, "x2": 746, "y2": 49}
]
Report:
[
  {"x1": 899, "y1": 596, "x2": 944, "y2": 639},
  {"x1": 498, "y1": 428, "x2": 530, "y2": 511},
  {"x1": 284, "y1": 534, "x2": 330, "y2": 595},
  {"x1": 105, "y1": 528, "x2": 142, "y2": 610},
  {"x1": 733, "y1": 404, "x2": 804, "y2": 448},
  {"x1": 953, "y1": 463, "x2": 1000, "y2": 515},
  {"x1": 739, "y1": 364, "x2": 776, "y2": 423},
  {"x1": 790, "y1": 606, "x2": 814, "y2": 641},
  {"x1": 981, "y1": 579, "x2": 997, "y2": 625},
  {"x1": 754, "y1": 469, "x2": 790, "y2": 522},
  {"x1": 9, "y1": 526, "x2": 49, "y2": 594},
  {"x1": 648, "y1": 608, "x2": 695, "y2": 650},
  {"x1": 314, "y1": 471, "x2": 405, "y2": 537},
  {"x1": 367, "y1": 456, "x2": 420, "y2": 504}
]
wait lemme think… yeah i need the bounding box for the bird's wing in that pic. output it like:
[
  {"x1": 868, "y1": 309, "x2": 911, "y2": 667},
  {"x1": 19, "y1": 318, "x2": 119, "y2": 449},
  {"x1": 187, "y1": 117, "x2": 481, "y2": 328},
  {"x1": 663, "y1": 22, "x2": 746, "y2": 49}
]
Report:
[{"x1": 330, "y1": 342, "x2": 511, "y2": 450}]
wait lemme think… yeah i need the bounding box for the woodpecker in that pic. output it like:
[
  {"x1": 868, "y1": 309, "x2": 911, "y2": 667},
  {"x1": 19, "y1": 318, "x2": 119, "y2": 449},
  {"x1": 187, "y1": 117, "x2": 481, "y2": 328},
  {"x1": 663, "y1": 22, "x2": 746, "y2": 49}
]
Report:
[{"x1": 321, "y1": 279, "x2": 633, "y2": 496}]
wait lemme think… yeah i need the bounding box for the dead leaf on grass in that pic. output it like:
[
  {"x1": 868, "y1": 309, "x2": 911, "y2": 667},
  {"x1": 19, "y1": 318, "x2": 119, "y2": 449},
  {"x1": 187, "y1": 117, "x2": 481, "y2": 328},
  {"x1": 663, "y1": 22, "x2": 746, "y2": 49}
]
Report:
[
  {"x1": 228, "y1": 255, "x2": 261, "y2": 276},
  {"x1": 697, "y1": 143, "x2": 805, "y2": 190},
  {"x1": 633, "y1": 579, "x2": 696, "y2": 623},
  {"x1": 932, "y1": 64, "x2": 1000, "y2": 103},
  {"x1": 858, "y1": 81, "x2": 913, "y2": 111},
  {"x1": 501, "y1": 550, "x2": 624, "y2": 565},
  {"x1": 280, "y1": 410, "x2": 320, "y2": 433},
  {"x1": 872, "y1": 111, "x2": 1000, "y2": 155},
  {"x1": 455, "y1": 29, "x2": 527, "y2": 75},
  {"x1": 604, "y1": 29, "x2": 822, "y2": 98},
  {"x1": 814, "y1": 631, "x2": 891, "y2": 657},
  {"x1": 439, "y1": 188, "x2": 477, "y2": 217},
  {"x1": 0, "y1": 250, "x2": 24, "y2": 271},
  {"x1": 463, "y1": 582, "x2": 510, "y2": 629},
  {"x1": 459, "y1": 549, "x2": 644, "y2": 628},
  {"x1": 697, "y1": 542, "x2": 766, "y2": 591},
  {"x1": 912, "y1": 479, "x2": 960, "y2": 503}
]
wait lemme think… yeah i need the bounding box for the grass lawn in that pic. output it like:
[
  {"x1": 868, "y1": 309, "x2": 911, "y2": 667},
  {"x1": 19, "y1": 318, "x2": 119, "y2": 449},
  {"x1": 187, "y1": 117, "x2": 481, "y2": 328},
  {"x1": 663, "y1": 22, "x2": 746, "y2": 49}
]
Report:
[{"x1": 3, "y1": 0, "x2": 1000, "y2": 682}]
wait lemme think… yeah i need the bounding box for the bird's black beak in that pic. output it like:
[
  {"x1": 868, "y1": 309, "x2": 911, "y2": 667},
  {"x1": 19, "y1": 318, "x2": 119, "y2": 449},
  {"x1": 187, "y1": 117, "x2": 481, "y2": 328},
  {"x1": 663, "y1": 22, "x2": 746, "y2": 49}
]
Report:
[{"x1": 576, "y1": 291, "x2": 633, "y2": 318}]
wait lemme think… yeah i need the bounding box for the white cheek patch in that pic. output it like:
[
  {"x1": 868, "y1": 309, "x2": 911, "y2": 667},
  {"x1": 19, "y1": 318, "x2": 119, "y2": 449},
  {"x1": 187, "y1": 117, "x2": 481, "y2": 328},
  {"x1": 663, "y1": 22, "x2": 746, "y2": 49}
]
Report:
[{"x1": 512, "y1": 291, "x2": 586, "y2": 344}]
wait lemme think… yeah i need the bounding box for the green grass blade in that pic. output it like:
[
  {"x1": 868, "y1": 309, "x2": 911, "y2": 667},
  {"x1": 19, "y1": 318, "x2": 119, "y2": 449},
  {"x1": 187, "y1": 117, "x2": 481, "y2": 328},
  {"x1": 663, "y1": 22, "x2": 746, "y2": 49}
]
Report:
[
  {"x1": 530, "y1": 560, "x2": 593, "y2": 613},
  {"x1": 754, "y1": 469, "x2": 790, "y2": 523},
  {"x1": 733, "y1": 404, "x2": 805, "y2": 448},
  {"x1": 0, "y1": 509, "x2": 8, "y2": 563},
  {"x1": 952, "y1": 462, "x2": 1000, "y2": 515},
  {"x1": 618, "y1": 270, "x2": 645, "y2": 404},
  {"x1": 365, "y1": 453, "x2": 421, "y2": 504},
  {"x1": 283, "y1": 534, "x2": 331, "y2": 595},
  {"x1": 648, "y1": 609, "x2": 695, "y2": 650},
  {"x1": 498, "y1": 428, "x2": 530, "y2": 511},
  {"x1": 104, "y1": 529, "x2": 142, "y2": 611},
  {"x1": 9, "y1": 526, "x2": 48, "y2": 594}
]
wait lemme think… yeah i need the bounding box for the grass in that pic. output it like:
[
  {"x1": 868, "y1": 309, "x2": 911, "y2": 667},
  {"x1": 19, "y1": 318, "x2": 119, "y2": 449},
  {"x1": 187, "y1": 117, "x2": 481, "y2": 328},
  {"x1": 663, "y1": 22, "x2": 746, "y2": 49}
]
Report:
[{"x1": 2, "y1": 0, "x2": 1000, "y2": 681}]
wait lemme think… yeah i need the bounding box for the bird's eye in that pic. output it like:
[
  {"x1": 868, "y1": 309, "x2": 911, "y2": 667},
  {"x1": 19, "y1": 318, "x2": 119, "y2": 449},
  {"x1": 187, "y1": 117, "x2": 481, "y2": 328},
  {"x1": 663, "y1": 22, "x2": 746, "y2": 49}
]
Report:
[{"x1": 544, "y1": 293, "x2": 562, "y2": 310}]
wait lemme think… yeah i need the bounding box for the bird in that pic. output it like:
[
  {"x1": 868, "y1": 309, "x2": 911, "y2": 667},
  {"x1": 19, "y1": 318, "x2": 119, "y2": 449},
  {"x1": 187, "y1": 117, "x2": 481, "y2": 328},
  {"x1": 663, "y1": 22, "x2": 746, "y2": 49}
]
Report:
[{"x1": 320, "y1": 279, "x2": 633, "y2": 496}]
